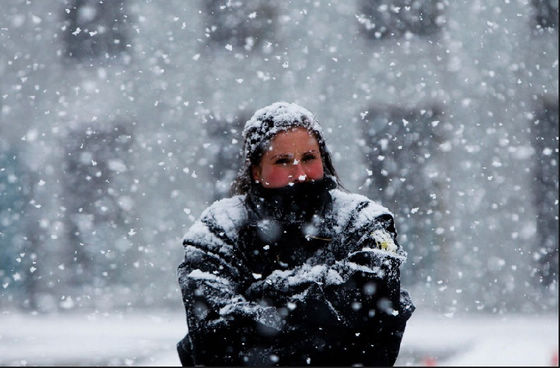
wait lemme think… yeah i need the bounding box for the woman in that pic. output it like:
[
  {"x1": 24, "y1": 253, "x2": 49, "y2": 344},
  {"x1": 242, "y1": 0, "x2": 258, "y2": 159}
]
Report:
[{"x1": 177, "y1": 102, "x2": 415, "y2": 366}]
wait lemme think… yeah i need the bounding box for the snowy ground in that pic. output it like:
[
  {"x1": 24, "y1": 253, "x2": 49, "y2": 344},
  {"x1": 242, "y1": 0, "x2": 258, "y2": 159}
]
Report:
[{"x1": 0, "y1": 309, "x2": 557, "y2": 366}]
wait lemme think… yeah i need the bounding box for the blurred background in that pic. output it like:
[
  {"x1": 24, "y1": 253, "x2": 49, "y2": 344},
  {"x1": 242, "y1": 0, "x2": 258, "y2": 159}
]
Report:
[{"x1": 0, "y1": 0, "x2": 558, "y2": 365}]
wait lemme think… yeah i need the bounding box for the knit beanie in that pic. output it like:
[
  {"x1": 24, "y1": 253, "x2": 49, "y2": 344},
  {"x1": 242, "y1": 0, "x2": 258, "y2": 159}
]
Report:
[{"x1": 242, "y1": 101, "x2": 325, "y2": 164}]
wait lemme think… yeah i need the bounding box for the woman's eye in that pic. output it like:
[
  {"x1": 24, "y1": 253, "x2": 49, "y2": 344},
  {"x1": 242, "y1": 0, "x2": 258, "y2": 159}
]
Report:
[
  {"x1": 275, "y1": 158, "x2": 290, "y2": 165},
  {"x1": 302, "y1": 154, "x2": 317, "y2": 162}
]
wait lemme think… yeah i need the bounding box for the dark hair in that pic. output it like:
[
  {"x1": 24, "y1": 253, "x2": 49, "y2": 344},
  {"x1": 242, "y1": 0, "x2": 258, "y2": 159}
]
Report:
[{"x1": 230, "y1": 128, "x2": 341, "y2": 195}]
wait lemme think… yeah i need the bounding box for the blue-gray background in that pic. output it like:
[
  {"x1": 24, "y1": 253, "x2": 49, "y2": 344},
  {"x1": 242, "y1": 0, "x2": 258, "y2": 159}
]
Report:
[{"x1": 0, "y1": 0, "x2": 558, "y2": 320}]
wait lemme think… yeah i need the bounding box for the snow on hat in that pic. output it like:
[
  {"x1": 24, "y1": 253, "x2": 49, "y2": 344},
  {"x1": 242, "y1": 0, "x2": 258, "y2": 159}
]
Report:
[{"x1": 242, "y1": 101, "x2": 324, "y2": 162}]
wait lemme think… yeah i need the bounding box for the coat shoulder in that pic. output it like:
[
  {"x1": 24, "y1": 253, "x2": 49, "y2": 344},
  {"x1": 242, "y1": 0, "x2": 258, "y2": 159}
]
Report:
[
  {"x1": 330, "y1": 189, "x2": 407, "y2": 259},
  {"x1": 183, "y1": 195, "x2": 247, "y2": 253},
  {"x1": 200, "y1": 194, "x2": 248, "y2": 227},
  {"x1": 329, "y1": 189, "x2": 393, "y2": 231}
]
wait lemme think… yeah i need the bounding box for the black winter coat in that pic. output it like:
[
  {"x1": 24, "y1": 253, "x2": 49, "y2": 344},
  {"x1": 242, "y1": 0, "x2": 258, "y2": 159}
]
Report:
[{"x1": 177, "y1": 178, "x2": 415, "y2": 366}]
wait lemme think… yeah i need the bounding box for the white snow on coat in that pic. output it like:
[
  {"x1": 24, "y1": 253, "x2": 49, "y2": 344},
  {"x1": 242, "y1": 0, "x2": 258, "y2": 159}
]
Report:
[{"x1": 179, "y1": 188, "x2": 407, "y2": 329}]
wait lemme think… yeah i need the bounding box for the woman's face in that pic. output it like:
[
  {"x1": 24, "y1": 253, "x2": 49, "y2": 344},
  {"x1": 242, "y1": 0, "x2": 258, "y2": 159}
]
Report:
[{"x1": 252, "y1": 127, "x2": 324, "y2": 188}]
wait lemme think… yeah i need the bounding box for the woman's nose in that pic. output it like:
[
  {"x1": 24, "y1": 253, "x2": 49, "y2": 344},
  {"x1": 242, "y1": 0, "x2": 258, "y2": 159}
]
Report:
[{"x1": 292, "y1": 162, "x2": 307, "y2": 182}]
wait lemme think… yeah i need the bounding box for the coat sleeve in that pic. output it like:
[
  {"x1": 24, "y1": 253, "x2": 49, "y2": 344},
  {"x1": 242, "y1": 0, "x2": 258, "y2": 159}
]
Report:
[
  {"x1": 177, "y1": 218, "x2": 284, "y2": 366},
  {"x1": 244, "y1": 207, "x2": 415, "y2": 366},
  {"x1": 323, "y1": 212, "x2": 415, "y2": 365}
]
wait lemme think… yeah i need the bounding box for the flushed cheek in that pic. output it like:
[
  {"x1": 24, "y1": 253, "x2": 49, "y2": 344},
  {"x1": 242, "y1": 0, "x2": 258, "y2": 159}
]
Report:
[
  {"x1": 261, "y1": 161, "x2": 324, "y2": 187},
  {"x1": 260, "y1": 166, "x2": 293, "y2": 187},
  {"x1": 304, "y1": 160, "x2": 324, "y2": 180}
]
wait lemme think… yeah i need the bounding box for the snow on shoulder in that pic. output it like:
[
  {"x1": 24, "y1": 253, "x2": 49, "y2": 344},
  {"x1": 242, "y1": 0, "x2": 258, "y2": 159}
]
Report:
[
  {"x1": 329, "y1": 189, "x2": 407, "y2": 261},
  {"x1": 329, "y1": 189, "x2": 392, "y2": 231},
  {"x1": 183, "y1": 195, "x2": 247, "y2": 248}
]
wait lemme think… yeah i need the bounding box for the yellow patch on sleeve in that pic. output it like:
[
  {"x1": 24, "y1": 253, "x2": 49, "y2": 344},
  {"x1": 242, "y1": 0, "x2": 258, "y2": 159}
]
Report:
[{"x1": 371, "y1": 229, "x2": 398, "y2": 253}]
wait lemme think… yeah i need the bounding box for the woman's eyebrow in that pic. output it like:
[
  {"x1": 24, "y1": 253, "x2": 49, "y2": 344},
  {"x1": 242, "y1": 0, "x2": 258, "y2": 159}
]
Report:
[
  {"x1": 271, "y1": 153, "x2": 293, "y2": 160},
  {"x1": 271, "y1": 150, "x2": 319, "y2": 160}
]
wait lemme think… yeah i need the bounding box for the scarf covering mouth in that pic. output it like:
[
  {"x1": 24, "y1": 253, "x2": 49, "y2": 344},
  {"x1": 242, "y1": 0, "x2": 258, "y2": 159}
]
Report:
[{"x1": 246, "y1": 175, "x2": 337, "y2": 224}]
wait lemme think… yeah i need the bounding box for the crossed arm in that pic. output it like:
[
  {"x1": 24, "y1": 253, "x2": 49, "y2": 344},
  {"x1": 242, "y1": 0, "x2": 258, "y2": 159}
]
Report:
[{"x1": 177, "y1": 214, "x2": 413, "y2": 366}]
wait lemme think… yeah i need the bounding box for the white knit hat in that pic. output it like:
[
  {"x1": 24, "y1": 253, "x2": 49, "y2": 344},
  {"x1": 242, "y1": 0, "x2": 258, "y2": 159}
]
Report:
[{"x1": 242, "y1": 102, "x2": 324, "y2": 162}]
